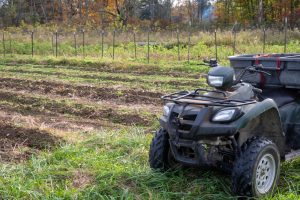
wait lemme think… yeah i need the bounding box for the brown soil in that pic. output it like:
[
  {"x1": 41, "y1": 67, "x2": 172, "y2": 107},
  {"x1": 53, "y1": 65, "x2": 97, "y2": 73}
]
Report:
[
  {"x1": 0, "y1": 120, "x2": 61, "y2": 162},
  {"x1": 0, "y1": 109, "x2": 121, "y2": 133},
  {"x1": 0, "y1": 77, "x2": 162, "y2": 105},
  {"x1": 0, "y1": 90, "x2": 153, "y2": 126}
]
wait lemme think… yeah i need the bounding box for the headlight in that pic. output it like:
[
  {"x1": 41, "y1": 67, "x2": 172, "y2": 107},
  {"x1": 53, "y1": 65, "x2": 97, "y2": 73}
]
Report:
[
  {"x1": 163, "y1": 105, "x2": 170, "y2": 116},
  {"x1": 208, "y1": 75, "x2": 224, "y2": 87},
  {"x1": 212, "y1": 108, "x2": 242, "y2": 122}
]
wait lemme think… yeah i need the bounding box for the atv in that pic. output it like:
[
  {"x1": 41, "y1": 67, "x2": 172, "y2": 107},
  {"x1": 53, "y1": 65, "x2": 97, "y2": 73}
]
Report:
[{"x1": 149, "y1": 54, "x2": 300, "y2": 197}]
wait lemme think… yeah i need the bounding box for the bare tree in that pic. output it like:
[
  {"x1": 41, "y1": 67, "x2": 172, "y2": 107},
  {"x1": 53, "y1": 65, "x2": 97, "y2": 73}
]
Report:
[
  {"x1": 78, "y1": 0, "x2": 82, "y2": 18},
  {"x1": 85, "y1": 0, "x2": 89, "y2": 20}
]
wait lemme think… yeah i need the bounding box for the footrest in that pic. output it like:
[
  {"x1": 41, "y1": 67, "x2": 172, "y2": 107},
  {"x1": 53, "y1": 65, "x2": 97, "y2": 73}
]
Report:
[{"x1": 285, "y1": 149, "x2": 300, "y2": 161}]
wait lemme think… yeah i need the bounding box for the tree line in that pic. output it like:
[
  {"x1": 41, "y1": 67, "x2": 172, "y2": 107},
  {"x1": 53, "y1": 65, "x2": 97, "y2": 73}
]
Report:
[
  {"x1": 215, "y1": 0, "x2": 300, "y2": 29},
  {"x1": 0, "y1": 0, "x2": 299, "y2": 29}
]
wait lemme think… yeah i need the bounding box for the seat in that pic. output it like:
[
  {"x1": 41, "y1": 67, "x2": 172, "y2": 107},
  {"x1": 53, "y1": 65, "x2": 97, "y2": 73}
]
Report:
[{"x1": 260, "y1": 88, "x2": 296, "y2": 107}]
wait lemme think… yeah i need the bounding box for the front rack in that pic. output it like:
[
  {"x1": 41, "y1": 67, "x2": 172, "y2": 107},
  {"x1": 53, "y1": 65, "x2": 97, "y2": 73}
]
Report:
[{"x1": 161, "y1": 88, "x2": 257, "y2": 107}]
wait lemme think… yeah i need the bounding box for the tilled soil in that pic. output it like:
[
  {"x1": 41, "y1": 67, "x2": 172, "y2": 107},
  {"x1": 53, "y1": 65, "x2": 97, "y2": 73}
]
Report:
[
  {"x1": 0, "y1": 77, "x2": 162, "y2": 105},
  {"x1": 0, "y1": 90, "x2": 154, "y2": 126},
  {"x1": 0, "y1": 120, "x2": 61, "y2": 162},
  {"x1": 0, "y1": 63, "x2": 184, "y2": 163},
  {"x1": 0, "y1": 109, "x2": 122, "y2": 132},
  {"x1": 1, "y1": 68, "x2": 200, "y2": 87}
]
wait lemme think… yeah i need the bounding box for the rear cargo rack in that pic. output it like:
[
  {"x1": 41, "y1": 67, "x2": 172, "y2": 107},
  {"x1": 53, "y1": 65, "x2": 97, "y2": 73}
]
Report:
[
  {"x1": 229, "y1": 53, "x2": 300, "y2": 89},
  {"x1": 161, "y1": 88, "x2": 257, "y2": 107}
]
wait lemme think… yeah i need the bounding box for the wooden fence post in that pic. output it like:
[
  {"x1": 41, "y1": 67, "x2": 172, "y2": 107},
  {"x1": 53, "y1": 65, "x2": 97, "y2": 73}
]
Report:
[
  {"x1": 147, "y1": 30, "x2": 150, "y2": 63},
  {"x1": 55, "y1": 30, "x2": 58, "y2": 57},
  {"x1": 2, "y1": 32, "x2": 5, "y2": 57},
  {"x1": 82, "y1": 29, "x2": 85, "y2": 58},
  {"x1": 284, "y1": 17, "x2": 288, "y2": 53},
  {"x1": 177, "y1": 28, "x2": 180, "y2": 61},
  {"x1": 101, "y1": 30, "x2": 104, "y2": 58},
  {"x1": 9, "y1": 33, "x2": 12, "y2": 57},
  {"x1": 188, "y1": 31, "x2": 191, "y2": 64},
  {"x1": 214, "y1": 29, "x2": 218, "y2": 61},
  {"x1": 74, "y1": 32, "x2": 77, "y2": 56},
  {"x1": 31, "y1": 31, "x2": 34, "y2": 57},
  {"x1": 112, "y1": 29, "x2": 115, "y2": 60},
  {"x1": 232, "y1": 30, "x2": 236, "y2": 55},
  {"x1": 263, "y1": 28, "x2": 266, "y2": 53},
  {"x1": 52, "y1": 33, "x2": 54, "y2": 56},
  {"x1": 133, "y1": 31, "x2": 137, "y2": 59}
]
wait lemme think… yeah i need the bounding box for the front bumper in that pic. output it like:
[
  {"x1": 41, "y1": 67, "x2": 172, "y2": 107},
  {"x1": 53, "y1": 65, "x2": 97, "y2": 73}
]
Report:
[
  {"x1": 160, "y1": 105, "x2": 237, "y2": 140},
  {"x1": 169, "y1": 139, "x2": 207, "y2": 166}
]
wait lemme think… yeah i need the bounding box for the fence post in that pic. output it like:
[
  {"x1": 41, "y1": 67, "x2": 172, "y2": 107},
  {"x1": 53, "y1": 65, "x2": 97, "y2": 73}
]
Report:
[
  {"x1": 2, "y1": 32, "x2": 5, "y2": 57},
  {"x1": 133, "y1": 31, "x2": 137, "y2": 59},
  {"x1": 188, "y1": 31, "x2": 191, "y2": 64},
  {"x1": 55, "y1": 30, "x2": 58, "y2": 57},
  {"x1": 147, "y1": 30, "x2": 150, "y2": 63},
  {"x1": 31, "y1": 31, "x2": 34, "y2": 57},
  {"x1": 74, "y1": 32, "x2": 77, "y2": 56},
  {"x1": 214, "y1": 29, "x2": 218, "y2": 61},
  {"x1": 232, "y1": 30, "x2": 236, "y2": 55},
  {"x1": 112, "y1": 30, "x2": 115, "y2": 60},
  {"x1": 101, "y1": 30, "x2": 104, "y2": 58},
  {"x1": 177, "y1": 28, "x2": 180, "y2": 61},
  {"x1": 52, "y1": 33, "x2": 54, "y2": 56},
  {"x1": 284, "y1": 17, "x2": 288, "y2": 53},
  {"x1": 263, "y1": 28, "x2": 266, "y2": 53},
  {"x1": 82, "y1": 29, "x2": 85, "y2": 58},
  {"x1": 9, "y1": 33, "x2": 12, "y2": 57}
]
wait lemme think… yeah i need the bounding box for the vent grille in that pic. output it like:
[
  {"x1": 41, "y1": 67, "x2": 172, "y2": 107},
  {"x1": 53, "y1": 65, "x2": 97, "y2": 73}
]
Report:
[{"x1": 170, "y1": 111, "x2": 197, "y2": 133}]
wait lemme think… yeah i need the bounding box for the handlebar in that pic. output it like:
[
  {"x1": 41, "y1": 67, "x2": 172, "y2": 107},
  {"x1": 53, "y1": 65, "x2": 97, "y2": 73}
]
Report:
[
  {"x1": 248, "y1": 68, "x2": 271, "y2": 76},
  {"x1": 252, "y1": 87, "x2": 262, "y2": 94},
  {"x1": 234, "y1": 64, "x2": 271, "y2": 84}
]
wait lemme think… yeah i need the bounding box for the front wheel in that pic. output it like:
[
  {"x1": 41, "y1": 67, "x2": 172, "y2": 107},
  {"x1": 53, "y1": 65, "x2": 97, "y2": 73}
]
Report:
[
  {"x1": 149, "y1": 128, "x2": 181, "y2": 171},
  {"x1": 231, "y1": 137, "x2": 280, "y2": 197}
]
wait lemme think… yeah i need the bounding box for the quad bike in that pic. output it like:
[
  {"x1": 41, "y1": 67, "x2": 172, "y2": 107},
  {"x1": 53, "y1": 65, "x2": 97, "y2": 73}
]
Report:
[{"x1": 149, "y1": 54, "x2": 300, "y2": 197}]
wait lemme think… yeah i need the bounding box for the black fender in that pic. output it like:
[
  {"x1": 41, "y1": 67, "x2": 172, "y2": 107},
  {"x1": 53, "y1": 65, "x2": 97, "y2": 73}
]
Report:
[{"x1": 233, "y1": 98, "x2": 285, "y2": 156}]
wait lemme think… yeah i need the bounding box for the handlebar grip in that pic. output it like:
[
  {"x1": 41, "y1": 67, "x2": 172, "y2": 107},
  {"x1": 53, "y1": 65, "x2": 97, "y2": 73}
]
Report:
[{"x1": 252, "y1": 88, "x2": 262, "y2": 94}]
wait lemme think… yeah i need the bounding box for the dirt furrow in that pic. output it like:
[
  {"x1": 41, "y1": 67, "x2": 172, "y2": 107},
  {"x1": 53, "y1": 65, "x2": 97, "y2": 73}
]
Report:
[
  {"x1": 0, "y1": 90, "x2": 154, "y2": 126},
  {"x1": 0, "y1": 120, "x2": 62, "y2": 162},
  {"x1": 0, "y1": 68, "x2": 200, "y2": 88},
  {"x1": 0, "y1": 77, "x2": 163, "y2": 105},
  {"x1": 0, "y1": 109, "x2": 122, "y2": 133}
]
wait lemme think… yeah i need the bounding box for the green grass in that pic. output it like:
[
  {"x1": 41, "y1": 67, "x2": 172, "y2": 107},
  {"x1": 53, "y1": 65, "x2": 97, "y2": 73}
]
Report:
[
  {"x1": 0, "y1": 127, "x2": 299, "y2": 199},
  {"x1": 0, "y1": 55, "x2": 210, "y2": 75},
  {"x1": 0, "y1": 128, "x2": 234, "y2": 199}
]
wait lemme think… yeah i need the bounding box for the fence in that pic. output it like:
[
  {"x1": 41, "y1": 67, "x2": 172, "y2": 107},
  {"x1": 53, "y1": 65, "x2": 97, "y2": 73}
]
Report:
[{"x1": 1, "y1": 24, "x2": 299, "y2": 64}]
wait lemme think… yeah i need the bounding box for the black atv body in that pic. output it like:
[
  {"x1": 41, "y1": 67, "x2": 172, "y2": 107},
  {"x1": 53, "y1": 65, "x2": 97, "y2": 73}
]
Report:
[{"x1": 149, "y1": 54, "x2": 300, "y2": 197}]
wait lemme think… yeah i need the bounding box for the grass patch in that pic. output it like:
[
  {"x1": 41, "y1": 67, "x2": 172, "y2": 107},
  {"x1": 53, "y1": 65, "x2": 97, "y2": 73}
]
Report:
[
  {"x1": 0, "y1": 128, "x2": 233, "y2": 199},
  {"x1": 0, "y1": 127, "x2": 298, "y2": 199},
  {"x1": 0, "y1": 56, "x2": 210, "y2": 75}
]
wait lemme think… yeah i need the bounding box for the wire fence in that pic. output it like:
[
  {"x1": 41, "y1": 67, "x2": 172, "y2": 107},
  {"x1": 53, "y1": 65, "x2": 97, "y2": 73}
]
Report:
[{"x1": 1, "y1": 23, "x2": 300, "y2": 64}]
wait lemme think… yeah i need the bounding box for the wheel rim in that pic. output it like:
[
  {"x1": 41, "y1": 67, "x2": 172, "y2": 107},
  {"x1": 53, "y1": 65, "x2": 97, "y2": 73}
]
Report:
[{"x1": 255, "y1": 153, "x2": 276, "y2": 194}]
